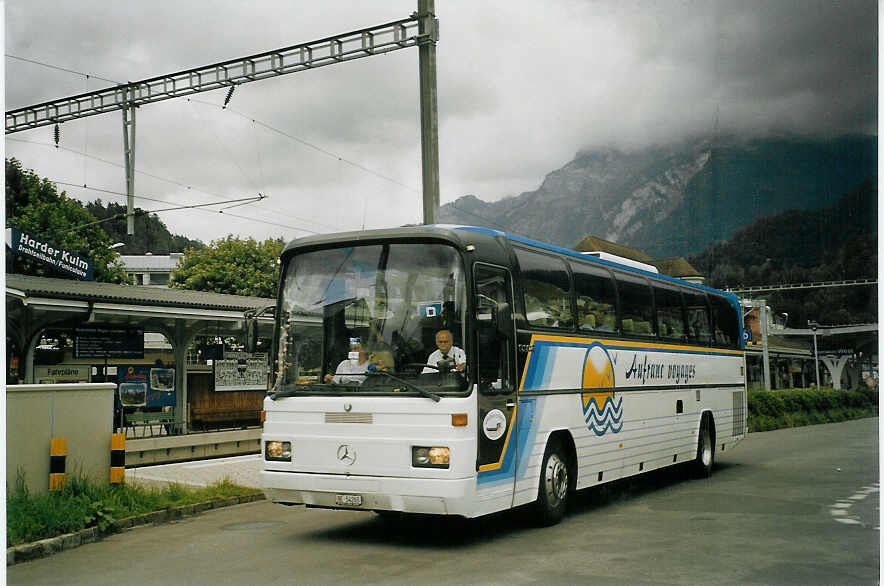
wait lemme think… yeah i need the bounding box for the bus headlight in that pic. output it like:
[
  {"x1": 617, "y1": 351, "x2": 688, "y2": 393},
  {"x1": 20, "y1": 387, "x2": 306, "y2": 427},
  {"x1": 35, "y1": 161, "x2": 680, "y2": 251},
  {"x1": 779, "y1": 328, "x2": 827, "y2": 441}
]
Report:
[
  {"x1": 265, "y1": 441, "x2": 292, "y2": 461},
  {"x1": 412, "y1": 446, "x2": 450, "y2": 468}
]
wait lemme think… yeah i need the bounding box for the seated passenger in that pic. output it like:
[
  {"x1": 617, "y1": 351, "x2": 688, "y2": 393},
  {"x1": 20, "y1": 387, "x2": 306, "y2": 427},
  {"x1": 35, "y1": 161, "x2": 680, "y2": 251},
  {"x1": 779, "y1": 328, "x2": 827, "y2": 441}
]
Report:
[
  {"x1": 422, "y1": 329, "x2": 466, "y2": 373},
  {"x1": 324, "y1": 340, "x2": 370, "y2": 384},
  {"x1": 369, "y1": 349, "x2": 394, "y2": 372}
]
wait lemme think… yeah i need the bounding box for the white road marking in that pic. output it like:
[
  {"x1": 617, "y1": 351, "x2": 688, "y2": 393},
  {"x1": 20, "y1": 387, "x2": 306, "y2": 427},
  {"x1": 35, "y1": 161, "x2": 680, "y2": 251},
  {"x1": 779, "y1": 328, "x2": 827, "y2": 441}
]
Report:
[
  {"x1": 128, "y1": 471, "x2": 209, "y2": 487},
  {"x1": 185, "y1": 454, "x2": 261, "y2": 469},
  {"x1": 828, "y1": 483, "x2": 879, "y2": 528}
]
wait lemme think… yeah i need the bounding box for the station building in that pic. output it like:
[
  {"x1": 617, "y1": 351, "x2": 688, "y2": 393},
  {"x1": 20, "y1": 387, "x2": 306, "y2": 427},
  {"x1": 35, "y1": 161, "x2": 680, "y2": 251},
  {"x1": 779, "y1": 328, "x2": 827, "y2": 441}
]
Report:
[{"x1": 6, "y1": 273, "x2": 275, "y2": 434}]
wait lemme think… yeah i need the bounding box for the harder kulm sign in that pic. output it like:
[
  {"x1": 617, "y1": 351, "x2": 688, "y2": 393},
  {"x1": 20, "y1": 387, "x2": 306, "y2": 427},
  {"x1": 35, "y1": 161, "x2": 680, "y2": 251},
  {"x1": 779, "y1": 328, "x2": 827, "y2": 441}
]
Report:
[{"x1": 5, "y1": 227, "x2": 93, "y2": 280}]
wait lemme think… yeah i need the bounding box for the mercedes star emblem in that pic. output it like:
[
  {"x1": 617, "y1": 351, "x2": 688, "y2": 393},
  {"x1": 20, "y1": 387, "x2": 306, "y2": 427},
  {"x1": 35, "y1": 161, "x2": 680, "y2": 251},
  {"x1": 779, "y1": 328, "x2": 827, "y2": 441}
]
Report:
[{"x1": 337, "y1": 444, "x2": 356, "y2": 465}]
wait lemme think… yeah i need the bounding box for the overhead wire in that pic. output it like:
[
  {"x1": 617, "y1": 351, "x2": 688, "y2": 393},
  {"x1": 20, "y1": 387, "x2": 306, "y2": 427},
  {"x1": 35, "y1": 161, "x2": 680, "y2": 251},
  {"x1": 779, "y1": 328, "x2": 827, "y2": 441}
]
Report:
[
  {"x1": 8, "y1": 54, "x2": 428, "y2": 234},
  {"x1": 186, "y1": 96, "x2": 262, "y2": 194},
  {"x1": 52, "y1": 180, "x2": 318, "y2": 235},
  {"x1": 447, "y1": 201, "x2": 511, "y2": 231},
  {"x1": 8, "y1": 137, "x2": 335, "y2": 233},
  {"x1": 186, "y1": 98, "x2": 507, "y2": 231},
  {"x1": 4, "y1": 54, "x2": 122, "y2": 85},
  {"x1": 66, "y1": 193, "x2": 268, "y2": 233},
  {"x1": 186, "y1": 97, "x2": 420, "y2": 193}
]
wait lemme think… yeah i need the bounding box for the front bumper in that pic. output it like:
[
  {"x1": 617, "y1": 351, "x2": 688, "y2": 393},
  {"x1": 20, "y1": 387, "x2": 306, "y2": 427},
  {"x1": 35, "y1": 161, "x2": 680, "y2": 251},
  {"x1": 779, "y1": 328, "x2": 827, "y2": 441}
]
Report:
[{"x1": 260, "y1": 470, "x2": 475, "y2": 516}]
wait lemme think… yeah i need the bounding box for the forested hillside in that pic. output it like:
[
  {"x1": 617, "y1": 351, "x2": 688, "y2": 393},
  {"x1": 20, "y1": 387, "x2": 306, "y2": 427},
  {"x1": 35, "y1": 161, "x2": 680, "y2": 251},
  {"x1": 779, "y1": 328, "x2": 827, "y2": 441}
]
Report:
[
  {"x1": 689, "y1": 179, "x2": 877, "y2": 326},
  {"x1": 84, "y1": 201, "x2": 204, "y2": 255}
]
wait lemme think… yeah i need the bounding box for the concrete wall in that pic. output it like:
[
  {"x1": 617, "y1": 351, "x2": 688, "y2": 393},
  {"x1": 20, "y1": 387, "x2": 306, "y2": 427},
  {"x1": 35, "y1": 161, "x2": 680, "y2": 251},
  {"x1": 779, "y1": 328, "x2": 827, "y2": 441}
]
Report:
[{"x1": 7, "y1": 383, "x2": 116, "y2": 495}]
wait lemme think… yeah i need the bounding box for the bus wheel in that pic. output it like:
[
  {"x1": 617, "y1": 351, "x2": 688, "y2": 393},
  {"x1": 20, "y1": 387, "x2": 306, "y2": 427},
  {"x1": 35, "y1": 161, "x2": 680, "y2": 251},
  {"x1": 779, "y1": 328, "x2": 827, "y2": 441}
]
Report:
[
  {"x1": 693, "y1": 414, "x2": 715, "y2": 479},
  {"x1": 536, "y1": 438, "x2": 569, "y2": 526}
]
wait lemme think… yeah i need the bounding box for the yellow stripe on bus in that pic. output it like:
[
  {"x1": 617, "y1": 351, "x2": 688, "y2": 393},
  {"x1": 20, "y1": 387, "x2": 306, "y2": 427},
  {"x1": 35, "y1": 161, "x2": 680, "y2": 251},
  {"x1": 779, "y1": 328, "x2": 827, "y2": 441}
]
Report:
[{"x1": 528, "y1": 333, "x2": 744, "y2": 355}]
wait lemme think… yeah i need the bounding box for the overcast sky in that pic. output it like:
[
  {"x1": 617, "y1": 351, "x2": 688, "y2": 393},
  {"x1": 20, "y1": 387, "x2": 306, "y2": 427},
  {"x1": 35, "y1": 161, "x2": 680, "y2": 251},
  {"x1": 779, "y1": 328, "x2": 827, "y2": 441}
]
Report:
[{"x1": 4, "y1": 0, "x2": 878, "y2": 246}]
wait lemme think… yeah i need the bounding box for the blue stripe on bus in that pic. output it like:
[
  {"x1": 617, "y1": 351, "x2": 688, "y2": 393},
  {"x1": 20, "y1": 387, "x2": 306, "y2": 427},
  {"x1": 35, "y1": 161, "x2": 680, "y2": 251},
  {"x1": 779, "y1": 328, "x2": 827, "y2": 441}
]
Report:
[
  {"x1": 523, "y1": 344, "x2": 555, "y2": 390},
  {"x1": 477, "y1": 397, "x2": 543, "y2": 486}
]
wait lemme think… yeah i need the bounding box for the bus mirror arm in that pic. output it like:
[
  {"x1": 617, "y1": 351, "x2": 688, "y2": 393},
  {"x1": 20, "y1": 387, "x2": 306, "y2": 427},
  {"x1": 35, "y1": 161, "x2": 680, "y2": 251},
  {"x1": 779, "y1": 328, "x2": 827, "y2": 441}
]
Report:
[{"x1": 243, "y1": 304, "x2": 275, "y2": 353}]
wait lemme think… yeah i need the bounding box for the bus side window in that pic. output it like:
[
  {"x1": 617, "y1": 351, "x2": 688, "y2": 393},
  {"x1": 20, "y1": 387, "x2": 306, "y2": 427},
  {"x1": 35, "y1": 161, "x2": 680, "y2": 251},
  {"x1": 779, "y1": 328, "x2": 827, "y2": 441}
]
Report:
[
  {"x1": 683, "y1": 290, "x2": 712, "y2": 345},
  {"x1": 710, "y1": 295, "x2": 739, "y2": 347},
  {"x1": 515, "y1": 249, "x2": 572, "y2": 329},
  {"x1": 570, "y1": 262, "x2": 617, "y2": 333},
  {"x1": 615, "y1": 274, "x2": 655, "y2": 337},
  {"x1": 654, "y1": 285, "x2": 686, "y2": 341}
]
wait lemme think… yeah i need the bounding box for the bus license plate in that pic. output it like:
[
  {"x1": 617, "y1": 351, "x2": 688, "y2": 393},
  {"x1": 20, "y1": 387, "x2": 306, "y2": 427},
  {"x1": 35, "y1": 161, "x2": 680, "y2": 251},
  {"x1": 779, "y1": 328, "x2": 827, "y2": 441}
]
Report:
[{"x1": 335, "y1": 494, "x2": 362, "y2": 506}]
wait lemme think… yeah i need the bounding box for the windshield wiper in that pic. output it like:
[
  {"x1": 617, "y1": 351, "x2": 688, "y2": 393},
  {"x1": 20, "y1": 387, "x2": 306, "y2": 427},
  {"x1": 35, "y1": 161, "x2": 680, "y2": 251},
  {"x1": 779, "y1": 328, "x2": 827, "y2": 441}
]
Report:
[
  {"x1": 270, "y1": 383, "x2": 327, "y2": 400},
  {"x1": 364, "y1": 370, "x2": 441, "y2": 402}
]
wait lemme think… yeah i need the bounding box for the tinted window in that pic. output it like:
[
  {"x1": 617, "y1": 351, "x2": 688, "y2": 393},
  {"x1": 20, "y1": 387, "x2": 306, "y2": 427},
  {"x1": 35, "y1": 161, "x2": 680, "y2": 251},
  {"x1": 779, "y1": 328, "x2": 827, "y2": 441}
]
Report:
[
  {"x1": 570, "y1": 262, "x2": 617, "y2": 332},
  {"x1": 616, "y1": 274, "x2": 655, "y2": 337},
  {"x1": 654, "y1": 286, "x2": 685, "y2": 341},
  {"x1": 515, "y1": 249, "x2": 572, "y2": 329},
  {"x1": 683, "y1": 290, "x2": 712, "y2": 345},
  {"x1": 710, "y1": 294, "x2": 740, "y2": 347}
]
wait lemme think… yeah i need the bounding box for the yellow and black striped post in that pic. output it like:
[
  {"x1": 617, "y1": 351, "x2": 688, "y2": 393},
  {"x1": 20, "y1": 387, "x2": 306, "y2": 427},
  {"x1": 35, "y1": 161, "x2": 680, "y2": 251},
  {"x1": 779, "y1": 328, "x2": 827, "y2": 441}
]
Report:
[
  {"x1": 110, "y1": 433, "x2": 126, "y2": 484},
  {"x1": 49, "y1": 437, "x2": 66, "y2": 490}
]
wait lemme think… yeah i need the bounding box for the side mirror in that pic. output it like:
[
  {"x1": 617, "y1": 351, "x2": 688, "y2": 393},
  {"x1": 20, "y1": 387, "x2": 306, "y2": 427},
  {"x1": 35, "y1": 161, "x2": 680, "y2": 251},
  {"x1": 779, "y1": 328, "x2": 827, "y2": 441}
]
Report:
[
  {"x1": 244, "y1": 304, "x2": 275, "y2": 353},
  {"x1": 244, "y1": 316, "x2": 258, "y2": 353}
]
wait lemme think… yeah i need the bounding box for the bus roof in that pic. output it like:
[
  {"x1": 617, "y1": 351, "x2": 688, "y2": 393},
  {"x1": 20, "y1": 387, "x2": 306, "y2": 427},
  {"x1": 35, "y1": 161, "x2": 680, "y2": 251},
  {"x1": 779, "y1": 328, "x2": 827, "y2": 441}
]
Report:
[
  {"x1": 447, "y1": 226, "x2": 737, "y2": 301},
  {"x1": 281, "y1": 224, "x2": 739, "y2": 306}
]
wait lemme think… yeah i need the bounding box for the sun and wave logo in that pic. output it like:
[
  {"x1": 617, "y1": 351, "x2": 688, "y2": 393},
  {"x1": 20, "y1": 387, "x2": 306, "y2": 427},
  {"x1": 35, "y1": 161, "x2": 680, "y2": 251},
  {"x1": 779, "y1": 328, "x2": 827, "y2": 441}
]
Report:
[{"x1": 581, "y1": 344, "x2": 623, "y2": 436}]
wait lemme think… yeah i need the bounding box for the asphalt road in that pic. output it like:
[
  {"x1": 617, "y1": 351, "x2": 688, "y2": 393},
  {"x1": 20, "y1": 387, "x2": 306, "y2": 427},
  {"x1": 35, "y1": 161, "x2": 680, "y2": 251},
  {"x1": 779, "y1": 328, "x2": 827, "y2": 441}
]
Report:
[{"x1": 8, "y1": 418, "x2": 879, "y2": 585}]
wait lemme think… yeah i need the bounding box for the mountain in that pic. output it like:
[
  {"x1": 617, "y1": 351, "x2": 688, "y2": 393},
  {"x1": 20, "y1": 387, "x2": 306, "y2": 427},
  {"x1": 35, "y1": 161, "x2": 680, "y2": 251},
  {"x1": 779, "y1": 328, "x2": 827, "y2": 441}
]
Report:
[
  {"x1": 688, "y1": 179, "x2": 877, "y2": 326},
  {"x1": 438, "y1": 135, "x2": 876, "y2": 258},
  {"x1": 690, "y1": 178, "x2": 877, "y2": 284}
]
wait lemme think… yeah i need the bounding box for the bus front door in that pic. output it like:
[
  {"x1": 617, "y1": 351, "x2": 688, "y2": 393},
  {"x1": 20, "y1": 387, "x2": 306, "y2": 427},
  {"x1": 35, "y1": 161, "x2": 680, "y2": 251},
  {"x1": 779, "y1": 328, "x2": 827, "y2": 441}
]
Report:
[{"x1": 473, "y1": 264, "x2": 518, "y2": 509}]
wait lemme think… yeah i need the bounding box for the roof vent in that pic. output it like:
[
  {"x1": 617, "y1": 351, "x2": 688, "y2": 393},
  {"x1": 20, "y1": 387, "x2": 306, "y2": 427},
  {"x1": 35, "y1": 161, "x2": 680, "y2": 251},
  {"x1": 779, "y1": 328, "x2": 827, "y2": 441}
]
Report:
[{"x1": 582, "y1": 251, "x2": 658, "y2": 273}]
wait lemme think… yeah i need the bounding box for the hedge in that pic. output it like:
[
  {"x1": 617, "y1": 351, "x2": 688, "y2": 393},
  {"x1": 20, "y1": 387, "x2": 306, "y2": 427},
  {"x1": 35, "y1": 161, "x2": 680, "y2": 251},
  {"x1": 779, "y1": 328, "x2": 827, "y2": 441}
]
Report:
[{"x1": 747, "y1": 387, "x2": 878, "y2": 432}]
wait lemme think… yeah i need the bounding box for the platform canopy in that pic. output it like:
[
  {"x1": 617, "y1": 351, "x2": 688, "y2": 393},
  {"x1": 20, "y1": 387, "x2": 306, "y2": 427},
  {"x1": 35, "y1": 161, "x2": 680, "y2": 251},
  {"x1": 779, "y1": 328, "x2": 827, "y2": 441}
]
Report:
[{"x1": 5, "y1": 273, "x2": 276, "y2": 426}]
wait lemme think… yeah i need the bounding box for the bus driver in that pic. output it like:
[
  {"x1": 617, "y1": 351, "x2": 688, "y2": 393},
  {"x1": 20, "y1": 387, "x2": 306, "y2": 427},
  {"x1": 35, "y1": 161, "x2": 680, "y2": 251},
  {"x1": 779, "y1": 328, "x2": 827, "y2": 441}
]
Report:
[{"x1": 422, "y1": 329, "x2": 466, "y2": 373}]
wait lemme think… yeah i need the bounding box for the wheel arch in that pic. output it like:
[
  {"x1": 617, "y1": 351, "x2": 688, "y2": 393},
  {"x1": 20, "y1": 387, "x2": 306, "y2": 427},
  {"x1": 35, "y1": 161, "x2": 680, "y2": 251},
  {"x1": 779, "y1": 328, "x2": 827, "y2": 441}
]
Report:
[
  {"x1": 545, "y1": 428, "x2": 577, "y2": 492},
  {"x1": 698, "y1": 409, "x2": 717, "y2": 446}
]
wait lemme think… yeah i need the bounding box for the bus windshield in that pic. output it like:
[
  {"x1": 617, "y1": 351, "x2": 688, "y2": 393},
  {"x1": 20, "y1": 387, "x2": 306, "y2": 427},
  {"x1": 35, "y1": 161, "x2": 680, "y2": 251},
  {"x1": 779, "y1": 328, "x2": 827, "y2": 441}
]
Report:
[{"x1": 274, "y1": 242, "x2": 468, "y2": 396}]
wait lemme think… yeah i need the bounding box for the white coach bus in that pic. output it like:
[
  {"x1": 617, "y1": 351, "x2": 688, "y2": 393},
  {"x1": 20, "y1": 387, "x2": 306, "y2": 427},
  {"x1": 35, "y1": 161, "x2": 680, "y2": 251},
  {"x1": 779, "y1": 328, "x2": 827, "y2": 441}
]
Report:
[{"x1": 257, "y1": 225, "x2": 747, "y2": 525}]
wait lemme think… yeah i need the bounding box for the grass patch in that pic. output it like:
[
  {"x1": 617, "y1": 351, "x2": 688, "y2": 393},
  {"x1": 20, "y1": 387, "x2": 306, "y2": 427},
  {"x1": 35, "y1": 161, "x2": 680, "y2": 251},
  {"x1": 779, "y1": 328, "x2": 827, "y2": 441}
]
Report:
[
  {"x1": 7, "y1": 472, "x2": 261, "y2": 547},
  {"x1": 748, "y1": 386, "x2": 878, "y2": 432}
]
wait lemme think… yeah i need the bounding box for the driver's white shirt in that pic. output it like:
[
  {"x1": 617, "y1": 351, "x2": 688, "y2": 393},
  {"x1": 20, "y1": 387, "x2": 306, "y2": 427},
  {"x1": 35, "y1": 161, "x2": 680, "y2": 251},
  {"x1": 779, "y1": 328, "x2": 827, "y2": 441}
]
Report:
[
  {"x1": 422, "y1": 346, "x2": 466, "y2": 373},
  {"x1": 331, "y1": 359, "x2": 369, "y2": 383}
]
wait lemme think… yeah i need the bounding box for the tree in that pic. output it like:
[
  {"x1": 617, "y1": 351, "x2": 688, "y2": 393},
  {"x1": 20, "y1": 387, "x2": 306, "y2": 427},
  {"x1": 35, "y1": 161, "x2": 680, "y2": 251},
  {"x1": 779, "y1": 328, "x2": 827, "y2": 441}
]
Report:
[
  {"x1": 5, "y1": 158, "x2": 131, "y2": 284},
  {"x1": 170, "y1": 235, "x2": 284, "y2": 297},
  {"x1": 84, "y1": 200, "x2": 204, "y2": 255}
]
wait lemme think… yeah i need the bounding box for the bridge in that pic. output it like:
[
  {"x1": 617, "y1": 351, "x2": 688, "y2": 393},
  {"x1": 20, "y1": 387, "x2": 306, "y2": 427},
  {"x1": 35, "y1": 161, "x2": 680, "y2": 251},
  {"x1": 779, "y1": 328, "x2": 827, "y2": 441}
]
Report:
[
  {"x1": 727, "y1": 278, "x2": 877, "y2": 294},
  {"x1": 740, "y1": 298, "x2": 877, "y2": 391}
]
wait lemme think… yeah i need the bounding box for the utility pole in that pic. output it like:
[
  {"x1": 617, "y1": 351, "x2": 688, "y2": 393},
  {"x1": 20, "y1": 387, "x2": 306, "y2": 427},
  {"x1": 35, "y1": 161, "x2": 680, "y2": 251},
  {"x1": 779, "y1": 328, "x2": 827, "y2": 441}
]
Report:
[
  {"x1": 417, "y1": 0, "x2": 440, "y2": 224},
  {"x1": 121, "y1": 85, "x2": 136, "y2": 236},
  {"x1": 759, "y1": 299, "x2": 771, "y2": 390},
  {"x1": 809, "y1": 320, "x2": 821, "y2": 389},
  {"x1": 743, "y1": 298, "x2": 771, "y2": 390}
]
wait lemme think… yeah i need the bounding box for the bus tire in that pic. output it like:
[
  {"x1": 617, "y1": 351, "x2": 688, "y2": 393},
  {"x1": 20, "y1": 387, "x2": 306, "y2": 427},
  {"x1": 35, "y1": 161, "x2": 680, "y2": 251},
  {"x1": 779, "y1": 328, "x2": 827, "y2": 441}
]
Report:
[
  {"x1": 535, "y1": 438, "x2": 570, "y2": 526},
  {"x1": 693, "y1": 413, "x2": 715, "y2": 479}
]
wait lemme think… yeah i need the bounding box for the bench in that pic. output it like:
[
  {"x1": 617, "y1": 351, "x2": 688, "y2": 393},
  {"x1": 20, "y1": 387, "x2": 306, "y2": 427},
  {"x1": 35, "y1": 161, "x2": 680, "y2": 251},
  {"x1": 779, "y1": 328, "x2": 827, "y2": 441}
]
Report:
[{"x1": 125, "y1": 411, "x2": 179, "y2": 437}]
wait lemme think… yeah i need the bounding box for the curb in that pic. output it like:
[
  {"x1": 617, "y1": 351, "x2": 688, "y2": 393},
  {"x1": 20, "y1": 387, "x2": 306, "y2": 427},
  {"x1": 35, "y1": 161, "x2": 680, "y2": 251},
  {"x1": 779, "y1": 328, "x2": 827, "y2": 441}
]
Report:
[{"x1": 7, "y1": 492, "x2": 265, "y2": 566}]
